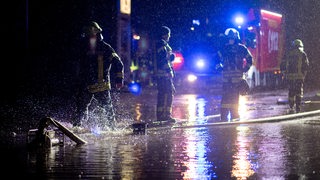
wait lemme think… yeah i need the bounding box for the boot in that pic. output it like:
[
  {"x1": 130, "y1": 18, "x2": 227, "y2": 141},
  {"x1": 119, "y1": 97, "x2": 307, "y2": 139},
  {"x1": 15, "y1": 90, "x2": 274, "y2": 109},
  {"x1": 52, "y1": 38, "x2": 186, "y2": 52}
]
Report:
[{"x1": 166, "y1": 116, "x2": 176, "y2": 123}]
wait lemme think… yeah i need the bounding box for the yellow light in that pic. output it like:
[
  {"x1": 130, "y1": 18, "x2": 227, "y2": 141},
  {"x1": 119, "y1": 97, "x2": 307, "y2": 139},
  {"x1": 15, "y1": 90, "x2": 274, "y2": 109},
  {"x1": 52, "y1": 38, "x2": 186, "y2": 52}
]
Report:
[
  {"x1": 135, "y1": 103, "x2": 142, "y2": 122},
  {"x1": 130, "y1": 61, "x2": 139, "y2": 72},
  {"x1": 231, "y1": 125, "x2": 255, "y2": 179},
  {"x1": 238, "y1": 95, "x2": 248, "y2": 120},
  {"x1": 120, "y1": 0, "x2": 131, "y2": 15}
]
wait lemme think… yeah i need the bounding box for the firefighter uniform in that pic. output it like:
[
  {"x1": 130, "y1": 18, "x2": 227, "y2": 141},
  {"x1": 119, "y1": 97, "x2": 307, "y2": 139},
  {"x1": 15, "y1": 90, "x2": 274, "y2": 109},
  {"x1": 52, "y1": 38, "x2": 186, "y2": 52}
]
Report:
[
  {"x1": 218, "y1": 28, "x2": 253, "y2": 121},
  {"x1": 154, "y1": 26, "x2": 176, "y2": 122},
  {"x1": 74, "y1": 21, "x2": 124, "y2": 129},
  {"x1": 283, "y1": 39, "x2": 309, "y2": 113}
]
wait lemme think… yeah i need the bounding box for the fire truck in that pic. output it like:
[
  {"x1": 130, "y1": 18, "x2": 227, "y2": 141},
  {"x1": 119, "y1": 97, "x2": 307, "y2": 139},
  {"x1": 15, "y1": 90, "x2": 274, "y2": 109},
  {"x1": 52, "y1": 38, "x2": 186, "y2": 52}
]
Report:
[
  {"x1": 239, "y1": 8, "x2": 285, "y2": 89},
  {"x1": 171, "y1": 8, "x2": 285, "y2": 91},
  {"x1": 129, "y1": 8, "x2": 285, "y2": 94}
]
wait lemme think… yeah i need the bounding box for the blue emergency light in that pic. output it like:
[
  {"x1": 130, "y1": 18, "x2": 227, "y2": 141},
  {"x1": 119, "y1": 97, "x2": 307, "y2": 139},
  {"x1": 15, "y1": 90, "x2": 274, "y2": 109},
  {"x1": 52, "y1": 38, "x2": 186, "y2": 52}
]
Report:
[{"x1": 128, "y1": 81, "x2": 142, "y2": 95}]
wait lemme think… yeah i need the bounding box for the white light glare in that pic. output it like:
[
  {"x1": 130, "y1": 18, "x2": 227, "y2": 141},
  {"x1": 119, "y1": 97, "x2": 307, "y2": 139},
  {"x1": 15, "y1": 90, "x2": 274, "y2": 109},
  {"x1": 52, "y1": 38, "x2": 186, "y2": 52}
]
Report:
[
  {"x1": 173, "y1": 56, "x2": 182, "y2": 64},
  {"x1": 196, "y1": 59, "x2": 205, "y2": 69},
  {"x1": 192, "y1": 19, "x2": 200, "y2": 26},
  {"x1": 187, "y1": 74, "x2": 197, "y2": 82},
  {"x1": 235, "y1": 16, "x2": 244, "y2": 25},
  {"x1": 261, "y1": 9, "x2": 282, "y2": 18},
  {"x1": 133, "y1": 34, "x2": 140, "y2": 40}
]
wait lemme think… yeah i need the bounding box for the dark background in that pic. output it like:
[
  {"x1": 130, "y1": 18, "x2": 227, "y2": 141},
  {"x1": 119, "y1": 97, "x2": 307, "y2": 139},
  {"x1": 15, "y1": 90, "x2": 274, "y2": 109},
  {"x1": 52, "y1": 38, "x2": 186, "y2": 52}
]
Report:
[{"x1": 2, "y1": 0, "x2": 320, "y2": 105}]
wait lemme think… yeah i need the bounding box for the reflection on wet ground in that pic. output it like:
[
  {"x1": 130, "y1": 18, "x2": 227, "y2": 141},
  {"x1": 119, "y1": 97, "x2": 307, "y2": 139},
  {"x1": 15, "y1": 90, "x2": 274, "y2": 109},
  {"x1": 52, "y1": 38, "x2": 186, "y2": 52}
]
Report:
[
  {"x1": 3, "y1": 89, "x2": 320, "y2": 179},
  {"x1": 7, "y1": 118, "x2": 320, "y2": 179},
  {"x1": 124, "y1": 89, "x2": 319, "y2": 125}
]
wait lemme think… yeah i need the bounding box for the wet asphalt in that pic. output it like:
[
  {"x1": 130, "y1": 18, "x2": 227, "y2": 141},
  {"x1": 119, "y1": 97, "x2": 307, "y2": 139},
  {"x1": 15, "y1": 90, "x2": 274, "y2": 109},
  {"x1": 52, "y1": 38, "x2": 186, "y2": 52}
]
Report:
[{"x1": 2, "y1": 86, "x2": 320, "y2": 179}]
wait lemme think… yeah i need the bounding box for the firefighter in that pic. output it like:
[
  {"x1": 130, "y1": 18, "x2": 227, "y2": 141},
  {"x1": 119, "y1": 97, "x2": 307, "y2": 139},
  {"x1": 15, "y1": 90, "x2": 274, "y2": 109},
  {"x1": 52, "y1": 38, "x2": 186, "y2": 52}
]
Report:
[
  {"x1": 74, "y1": 21, "x2": 124, "y2": 129},
  {"x1": 217, "y1": 28, "x2": 253, "y2": 121},
  {"x1": 154, "y1": 26, "x2": 176, "y2": 122},
  {"x1": 282, "y1": 39, "x2": 309, "y2": 113}
]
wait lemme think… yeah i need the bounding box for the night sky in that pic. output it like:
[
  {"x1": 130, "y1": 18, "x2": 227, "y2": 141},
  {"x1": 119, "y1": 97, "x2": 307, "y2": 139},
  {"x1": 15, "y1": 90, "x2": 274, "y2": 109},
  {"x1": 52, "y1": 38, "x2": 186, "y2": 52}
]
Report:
[{"x1": 2, "y1": 0, "x2": 320, "y2": 104}]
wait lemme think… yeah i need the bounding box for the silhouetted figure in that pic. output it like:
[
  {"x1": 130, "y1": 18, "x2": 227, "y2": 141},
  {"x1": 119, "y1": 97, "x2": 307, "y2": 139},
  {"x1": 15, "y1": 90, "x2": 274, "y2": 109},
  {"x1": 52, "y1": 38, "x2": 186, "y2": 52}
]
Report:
[
  {"x1": 217, "y1": 28, "x2": 253, "y2": 121},
  {"x1": 74, "y1": 21, "x2": 124, "y2": 130}
]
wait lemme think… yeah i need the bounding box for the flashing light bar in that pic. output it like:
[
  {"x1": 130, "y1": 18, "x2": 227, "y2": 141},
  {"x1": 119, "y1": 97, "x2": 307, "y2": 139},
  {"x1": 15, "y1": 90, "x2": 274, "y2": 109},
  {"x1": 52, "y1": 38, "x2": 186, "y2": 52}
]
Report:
[
  {"x1": 172, "y1": 51, "x2": 184, "y2": 70},
  {"x1": 196, "y1": 59, "x2": 205, "y2": 69},
  {"x1": 261, "y1": 9, "x2": 282, "y2": 18},
  {"x1": 192, "y1": 19, "x2": 200, "y2": 26},
  {"x1": 235, "y1": 16, "x2": 244, "y2": 25},
  {"x1": 128, "y1": 81, "x2": 142, "y2": 95}
]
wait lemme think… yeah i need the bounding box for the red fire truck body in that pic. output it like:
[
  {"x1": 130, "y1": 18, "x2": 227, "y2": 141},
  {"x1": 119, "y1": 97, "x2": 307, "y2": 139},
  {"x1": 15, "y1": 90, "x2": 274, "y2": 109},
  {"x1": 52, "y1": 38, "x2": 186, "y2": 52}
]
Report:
[{"x1": 244, "y1": 8, "x2": 285, "y2": 88}]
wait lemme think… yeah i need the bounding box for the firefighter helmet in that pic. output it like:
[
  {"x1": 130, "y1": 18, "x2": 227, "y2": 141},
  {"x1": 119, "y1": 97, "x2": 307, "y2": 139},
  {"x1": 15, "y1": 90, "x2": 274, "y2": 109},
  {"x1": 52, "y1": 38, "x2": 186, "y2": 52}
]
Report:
[
  {"x1": 224, "y1": 28, "x2": 240, "y2": 40},
  {"x1": 82, "y1": 21, "x2": 103, "y2": 37},
  {"x1": 159, "y1": 26, "x2": 171, "y2": 37},
  {"x1": 292, "y1": 39, "x2": 303, "y2": 47}
]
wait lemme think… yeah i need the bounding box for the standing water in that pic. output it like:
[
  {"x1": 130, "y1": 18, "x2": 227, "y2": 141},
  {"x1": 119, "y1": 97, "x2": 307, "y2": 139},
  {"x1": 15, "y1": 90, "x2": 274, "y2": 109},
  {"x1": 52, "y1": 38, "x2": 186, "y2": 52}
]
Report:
[
  {"x1": 2, "y1": 89, "x2": 320, "y2": 179},
  {"x1": 5, "y1": 119, "x2": 320, "y2": 179}
]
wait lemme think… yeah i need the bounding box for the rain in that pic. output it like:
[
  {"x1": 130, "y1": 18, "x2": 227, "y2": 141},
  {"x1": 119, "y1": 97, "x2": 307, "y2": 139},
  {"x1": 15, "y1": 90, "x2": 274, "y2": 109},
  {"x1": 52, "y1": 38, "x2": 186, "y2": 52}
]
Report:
[{"x1": 1, "y1": 0, "x2": 320, "y2": 179}]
